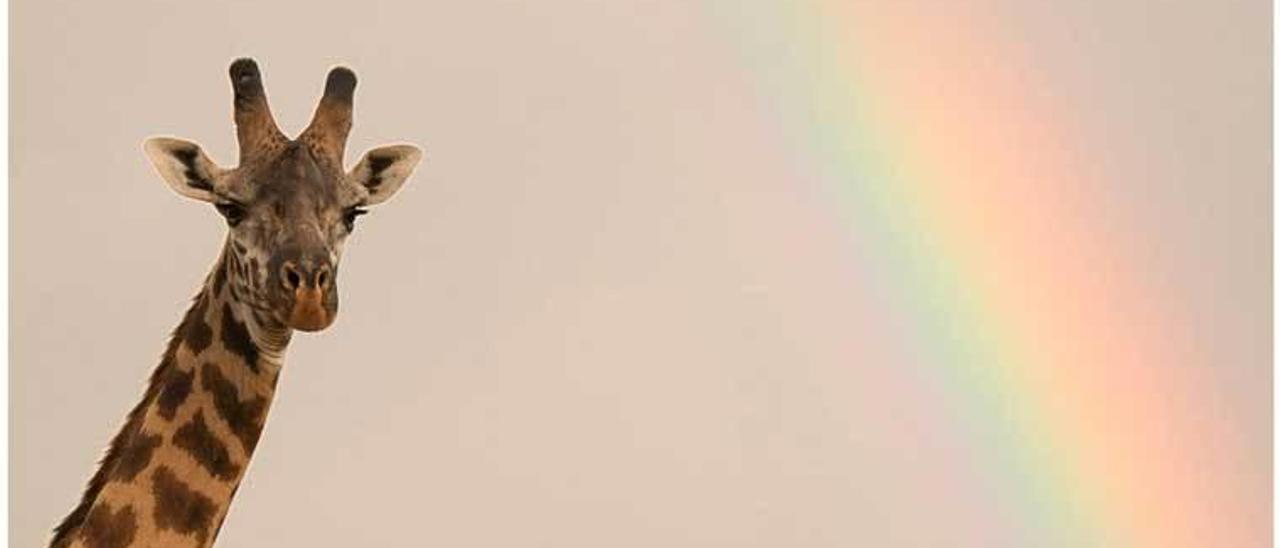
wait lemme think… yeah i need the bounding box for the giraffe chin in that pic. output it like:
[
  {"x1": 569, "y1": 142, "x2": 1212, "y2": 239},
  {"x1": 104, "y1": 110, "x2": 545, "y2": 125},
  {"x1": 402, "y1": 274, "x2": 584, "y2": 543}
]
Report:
[
  {"x1": 288, "y1": 305, "x2": 332, "y2": 332},
  {"x1": 287, "y1": 288, "x2": 334, "y2": 332}
]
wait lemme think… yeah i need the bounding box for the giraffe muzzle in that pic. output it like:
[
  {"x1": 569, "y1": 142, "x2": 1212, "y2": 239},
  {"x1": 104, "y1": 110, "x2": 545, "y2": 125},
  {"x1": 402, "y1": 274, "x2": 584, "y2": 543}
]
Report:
[
  {"x1": 280, "y1": 259, "x2": 336, "y2": 331},
  {"x1": 288, "y1": 285, "x2": 333, "y2": 331}
]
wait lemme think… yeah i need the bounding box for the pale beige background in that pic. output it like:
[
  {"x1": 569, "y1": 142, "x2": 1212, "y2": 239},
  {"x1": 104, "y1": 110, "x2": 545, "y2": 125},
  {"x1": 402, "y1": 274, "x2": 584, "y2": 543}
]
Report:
[{"x1": 12, "y1": 0, "x2": 1269, "y2": 547}]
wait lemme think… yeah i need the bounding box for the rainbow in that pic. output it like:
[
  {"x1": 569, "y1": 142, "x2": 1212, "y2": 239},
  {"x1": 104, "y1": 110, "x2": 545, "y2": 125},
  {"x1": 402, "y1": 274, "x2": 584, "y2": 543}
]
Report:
[{"x1": 703, "y1": 2, "x2": 1264, "y2": 546}]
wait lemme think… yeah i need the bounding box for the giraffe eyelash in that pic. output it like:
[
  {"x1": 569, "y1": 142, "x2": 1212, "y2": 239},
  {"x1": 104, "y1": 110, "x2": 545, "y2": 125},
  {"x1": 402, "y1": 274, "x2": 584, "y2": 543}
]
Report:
[
  {"x1": 343, "y1": 207, "x2": 368, "y2": 231},
  {"x1": 214, "y1": 202, "x2": 247, "y2": 227}
]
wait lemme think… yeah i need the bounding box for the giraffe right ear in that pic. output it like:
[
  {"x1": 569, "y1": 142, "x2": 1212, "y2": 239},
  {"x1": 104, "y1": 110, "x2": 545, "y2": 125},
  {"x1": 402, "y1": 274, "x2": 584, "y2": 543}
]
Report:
[{"x1": 143, "y1": 137, "x2": 228, "y2": 202}]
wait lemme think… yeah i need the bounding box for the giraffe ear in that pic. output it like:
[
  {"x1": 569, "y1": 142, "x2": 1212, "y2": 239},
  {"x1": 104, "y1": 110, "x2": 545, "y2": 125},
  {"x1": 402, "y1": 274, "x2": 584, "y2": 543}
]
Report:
[
  {"x1": 143, "y1": 137, "x2": 228, "y2": 202},
  {"x1": 347, "y1": 144, "x2": 422, "y2": 205}
]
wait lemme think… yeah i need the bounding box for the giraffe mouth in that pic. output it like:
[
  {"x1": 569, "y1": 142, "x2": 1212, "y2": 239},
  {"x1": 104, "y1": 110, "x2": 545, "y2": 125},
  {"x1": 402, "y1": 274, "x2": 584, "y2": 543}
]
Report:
[{"x1": 287, "y1": 286, "x2": 334, "y2": 331}]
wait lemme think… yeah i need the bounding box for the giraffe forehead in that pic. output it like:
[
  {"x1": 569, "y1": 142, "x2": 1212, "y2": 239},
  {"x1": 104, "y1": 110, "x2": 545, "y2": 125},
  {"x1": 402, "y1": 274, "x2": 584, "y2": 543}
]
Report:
[{"x1": 230, "y1": 142, "x2": 352, "y2": 211}]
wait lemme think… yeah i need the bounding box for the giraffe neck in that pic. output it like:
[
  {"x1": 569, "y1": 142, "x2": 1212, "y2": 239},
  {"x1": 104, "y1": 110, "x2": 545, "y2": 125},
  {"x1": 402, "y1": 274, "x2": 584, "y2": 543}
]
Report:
[{"x1": 51, "y1": 252, "x2": 292, "y2": 548}]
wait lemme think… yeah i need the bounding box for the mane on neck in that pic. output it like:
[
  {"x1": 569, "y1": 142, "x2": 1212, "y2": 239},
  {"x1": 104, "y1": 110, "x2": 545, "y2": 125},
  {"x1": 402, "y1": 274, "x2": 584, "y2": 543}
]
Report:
[{"x1": 50, "y1": 253, "x2": 289, "y2": 548}]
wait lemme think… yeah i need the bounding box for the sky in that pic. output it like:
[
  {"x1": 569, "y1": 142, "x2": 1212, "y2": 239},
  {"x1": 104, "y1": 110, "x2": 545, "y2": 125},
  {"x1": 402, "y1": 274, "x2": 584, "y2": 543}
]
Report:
[{"x1": 12, "y1": 0, "x2": 1270, "y2": 546}]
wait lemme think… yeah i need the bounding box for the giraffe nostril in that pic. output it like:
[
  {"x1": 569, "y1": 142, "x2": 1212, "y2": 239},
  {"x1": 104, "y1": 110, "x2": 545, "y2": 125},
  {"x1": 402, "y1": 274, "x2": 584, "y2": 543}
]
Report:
[
  {"x1": 282, "y1": 263, "x2": 302, "y2": 290},
  {"x1": 315, "y1": 267, "x2": 330, "y2": 289}
]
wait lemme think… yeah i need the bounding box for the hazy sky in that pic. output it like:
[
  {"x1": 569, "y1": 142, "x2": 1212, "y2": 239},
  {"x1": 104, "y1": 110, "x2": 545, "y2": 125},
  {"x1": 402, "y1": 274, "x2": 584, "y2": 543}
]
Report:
[{"x1": 12, "y1": 1, "x2": 1269, "y2": 546}]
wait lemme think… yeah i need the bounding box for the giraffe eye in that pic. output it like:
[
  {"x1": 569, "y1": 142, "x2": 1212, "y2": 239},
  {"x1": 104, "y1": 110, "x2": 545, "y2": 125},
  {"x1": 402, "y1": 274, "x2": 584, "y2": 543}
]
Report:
[
  {"x1": 215, "y1": 202, "x2": 246, "y2": 227},
  {"x1": 343, "y1": 207, "x2": 367, "y2": 232}
]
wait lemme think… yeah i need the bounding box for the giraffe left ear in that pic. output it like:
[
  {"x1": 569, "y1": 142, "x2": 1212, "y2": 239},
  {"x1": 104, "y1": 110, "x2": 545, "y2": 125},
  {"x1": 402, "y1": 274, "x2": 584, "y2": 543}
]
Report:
[
  {"x1": 143, "y1": 137, "x2": 228, "y2": 203},
  {"x1": 347, "y1": 144, "x2": 423, "y2": 205}
]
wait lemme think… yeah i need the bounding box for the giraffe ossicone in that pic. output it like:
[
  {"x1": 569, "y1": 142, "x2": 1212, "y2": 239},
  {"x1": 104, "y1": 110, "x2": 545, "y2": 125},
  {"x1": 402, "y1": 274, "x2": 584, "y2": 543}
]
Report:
[{"x1": 50, "y1": 58, "x2": 422, "y2": 548}]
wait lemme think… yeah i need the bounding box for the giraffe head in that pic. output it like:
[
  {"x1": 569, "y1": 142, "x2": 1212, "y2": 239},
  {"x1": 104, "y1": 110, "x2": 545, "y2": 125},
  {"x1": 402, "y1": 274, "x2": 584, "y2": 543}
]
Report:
[{"x1": 144, "y1": 59, "x2": 421, "y2": 332}]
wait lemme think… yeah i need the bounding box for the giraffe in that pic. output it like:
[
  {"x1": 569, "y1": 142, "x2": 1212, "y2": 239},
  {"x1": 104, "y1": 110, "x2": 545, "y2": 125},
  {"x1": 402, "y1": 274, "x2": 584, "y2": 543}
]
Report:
[{"x1": 48, "y1": 58, "x2": 423, "y2": 548}]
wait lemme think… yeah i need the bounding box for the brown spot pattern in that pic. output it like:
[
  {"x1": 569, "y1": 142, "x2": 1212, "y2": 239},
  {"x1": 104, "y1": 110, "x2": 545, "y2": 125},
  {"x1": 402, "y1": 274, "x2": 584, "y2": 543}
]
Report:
[
  {"x1": 78, "y1": 503, "x2": 137, "y2": 548},
  {"x1": 156, "y1": 368, "x2": 194, "y2": 421},
  {"x1": 173, "y1": 410, "x2": 241, "y2": 481},
  {"x1": 211, "y1": 257, "x2": 228, "y2": 295},
  {"x1": 151, "y1": 466, "x2": 217, "y2": 544},
  {"x1": 181, "y1": 295, "x2": 213, "y2": 355},
  {"x1": 220, "y1": 303, "x2": 260, "y2": 372},
  {"x1": 109, "y1": 432, "x2": 161, "y2": 482},
  {"x1": 201, "y1": 363, "x2": 268, "y2": 452},
  {"x1": 49, "y1": 291, "x2": 206, "y2": 547}
]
